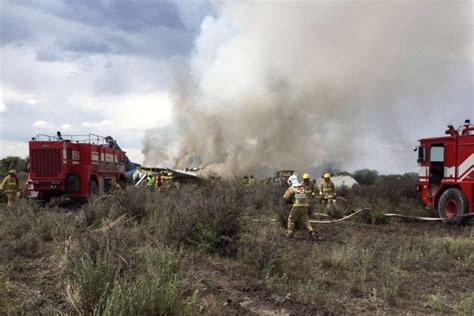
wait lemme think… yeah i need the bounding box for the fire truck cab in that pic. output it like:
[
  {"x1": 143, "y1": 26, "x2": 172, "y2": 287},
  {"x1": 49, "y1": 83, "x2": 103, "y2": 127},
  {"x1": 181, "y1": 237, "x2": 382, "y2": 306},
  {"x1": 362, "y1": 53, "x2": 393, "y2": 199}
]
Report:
[
  {"x1": 26, "y1": 133, "x2": 127, "y2": 201},
  {"x1": 416, "y1": 120, "x2": 474, "y2": 224}
]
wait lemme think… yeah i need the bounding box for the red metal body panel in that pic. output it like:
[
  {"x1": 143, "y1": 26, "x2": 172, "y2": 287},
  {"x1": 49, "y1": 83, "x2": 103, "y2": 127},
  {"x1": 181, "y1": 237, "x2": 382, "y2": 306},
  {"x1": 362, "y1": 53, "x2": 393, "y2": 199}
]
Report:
[
  {"x1": 26, "y1": 134, "x2": 126, "y2": 200},
  {"x1": 417, "y1": 124, "x2": 474, "y2": 214}
]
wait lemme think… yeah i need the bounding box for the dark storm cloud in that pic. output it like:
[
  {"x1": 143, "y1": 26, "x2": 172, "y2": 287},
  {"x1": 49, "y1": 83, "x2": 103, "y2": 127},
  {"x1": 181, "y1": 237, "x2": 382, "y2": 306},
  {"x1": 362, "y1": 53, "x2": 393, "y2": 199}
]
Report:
[
  {"x1": 3, "y1": 0, "x2": 211, "y2": 60},
  {"x1": 0, "y1": 10, "x2": 30, "y2": 44},
  {"x1": 58, "y1": 0, "x2": 186, "y2": 32}
]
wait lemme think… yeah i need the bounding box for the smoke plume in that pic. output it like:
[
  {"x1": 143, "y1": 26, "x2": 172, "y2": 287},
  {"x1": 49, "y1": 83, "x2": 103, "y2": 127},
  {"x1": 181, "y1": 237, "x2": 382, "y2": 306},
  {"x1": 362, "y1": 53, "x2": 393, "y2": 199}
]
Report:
[{"x1": 143, "y1": 0, "x2": 471, "y2": 177}]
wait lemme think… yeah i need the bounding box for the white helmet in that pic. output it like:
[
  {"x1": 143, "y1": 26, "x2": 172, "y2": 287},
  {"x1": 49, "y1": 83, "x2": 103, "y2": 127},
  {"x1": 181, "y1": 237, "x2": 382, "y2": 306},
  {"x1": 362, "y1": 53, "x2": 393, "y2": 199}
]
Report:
[{"x1": 287, "y1": 175, "x2": 300, "y2": 187}]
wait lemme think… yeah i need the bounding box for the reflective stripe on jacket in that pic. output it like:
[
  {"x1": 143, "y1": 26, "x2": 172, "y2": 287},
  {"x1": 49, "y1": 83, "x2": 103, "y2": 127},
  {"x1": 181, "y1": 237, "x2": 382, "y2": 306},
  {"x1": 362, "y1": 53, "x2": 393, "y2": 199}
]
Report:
[
  {"x1": 284, "y1": 186, "x2": 309, "y2": 207},
  {"x1": 146, "y1": 176, "x2": 155, "y2": 186},
  {"x1": 302, "y1": 181, "x2": 316, "y2": 196},
  {"x1": 320, "y1": 181, "x2": 336, "y2": 199}
]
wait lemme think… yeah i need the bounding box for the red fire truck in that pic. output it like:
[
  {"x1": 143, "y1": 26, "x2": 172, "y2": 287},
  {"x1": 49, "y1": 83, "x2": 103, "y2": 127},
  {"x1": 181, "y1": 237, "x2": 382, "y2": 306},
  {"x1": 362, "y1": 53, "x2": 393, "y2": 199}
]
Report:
[
  {"x1": 26, "y1": 133, "x2": 127, "y2": 202},
  {"x1": 416, "y1": 119, "x2": 474, "y2": 224}
]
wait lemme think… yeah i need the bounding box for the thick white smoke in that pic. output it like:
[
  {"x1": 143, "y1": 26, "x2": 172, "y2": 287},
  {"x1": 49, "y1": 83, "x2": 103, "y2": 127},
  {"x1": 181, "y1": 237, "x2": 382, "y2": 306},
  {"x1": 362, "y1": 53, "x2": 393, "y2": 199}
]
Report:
[{"x1": 143, "y1": 0, "x2": 472, "y2": 177}]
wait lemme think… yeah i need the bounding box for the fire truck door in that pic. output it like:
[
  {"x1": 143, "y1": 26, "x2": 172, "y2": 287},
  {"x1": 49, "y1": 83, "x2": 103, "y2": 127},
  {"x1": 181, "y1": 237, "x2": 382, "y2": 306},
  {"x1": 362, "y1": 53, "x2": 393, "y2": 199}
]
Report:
[{"x1": 429, "y1": 144, "x2": 444, "y2": 188}]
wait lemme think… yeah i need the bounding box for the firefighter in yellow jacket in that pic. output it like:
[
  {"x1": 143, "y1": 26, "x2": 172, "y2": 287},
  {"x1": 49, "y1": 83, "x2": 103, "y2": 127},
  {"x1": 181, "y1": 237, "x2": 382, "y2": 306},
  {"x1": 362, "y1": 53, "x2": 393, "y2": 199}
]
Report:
[
  {"x1": 283, "y1": 175, "x2": 316, "y2": 241},
  {"x1": 302, "y1": 173, "x2": 317, "y2": 216},
  {"x1": 248, "y1": 175, "x2": 257, "y2": 185},
  {"x1": 1, "y1": 169, "x2": 20, "y2": 207},
  {"x1": 146, "y1": 172, "x2": 156, "y2": 190},
  {"x1": 161, "y1": 171, "x2": 174, "y2": 189},
  {"x1": 320, "y1": 173, "x2": 336, "y2": 209}
]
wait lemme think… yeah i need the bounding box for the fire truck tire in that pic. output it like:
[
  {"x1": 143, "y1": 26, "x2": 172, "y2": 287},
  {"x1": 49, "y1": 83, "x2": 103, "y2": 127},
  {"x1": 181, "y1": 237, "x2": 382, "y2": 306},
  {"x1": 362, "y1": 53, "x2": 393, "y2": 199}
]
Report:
[
  {"x1": 89, "y1": 179, "x2": 99, "y2": 195},
  {"x1": 438, "y1": 188, "x2": 469, "y2": 225}
]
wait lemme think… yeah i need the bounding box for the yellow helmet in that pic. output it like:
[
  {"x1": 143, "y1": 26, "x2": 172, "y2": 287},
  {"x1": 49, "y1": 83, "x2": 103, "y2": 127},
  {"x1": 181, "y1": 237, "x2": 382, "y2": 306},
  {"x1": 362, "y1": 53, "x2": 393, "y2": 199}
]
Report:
[
  {"x1": 302, "y1": 173, "x2": 310, "y2": 180},
  {"x1": 167, "y1": 172, "x2": 173, "y2": 177},
  {"x1": 147, "y1": 172, "x2": 153, "y2": 176},
  {"x1": 323, "y1": 172, "x2": 331, "y2": 179},
  {"x1": 9, "y1": 169, "x2": 17, "y2": 176}
]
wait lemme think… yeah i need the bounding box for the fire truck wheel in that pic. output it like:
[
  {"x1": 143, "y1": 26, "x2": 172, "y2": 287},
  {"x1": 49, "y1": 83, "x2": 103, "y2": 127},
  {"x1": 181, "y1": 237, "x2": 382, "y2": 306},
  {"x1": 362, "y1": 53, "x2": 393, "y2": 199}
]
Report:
[
  {"x1": 438, "y1": 188, "x2": 469, "y2": 225},
  {"x1": 89, "y1": 179, "x2": 99, "y2": 195}
]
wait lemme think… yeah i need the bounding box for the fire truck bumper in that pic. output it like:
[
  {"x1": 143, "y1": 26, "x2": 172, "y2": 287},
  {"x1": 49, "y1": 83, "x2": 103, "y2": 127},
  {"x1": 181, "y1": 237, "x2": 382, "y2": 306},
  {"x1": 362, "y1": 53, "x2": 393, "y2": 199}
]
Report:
[
  {"x1": 27, "y1": 190, "x2": 39, "y2": 198},
  {"x1": 27, "y1": 181, "x2": 65, "y2": 191}
]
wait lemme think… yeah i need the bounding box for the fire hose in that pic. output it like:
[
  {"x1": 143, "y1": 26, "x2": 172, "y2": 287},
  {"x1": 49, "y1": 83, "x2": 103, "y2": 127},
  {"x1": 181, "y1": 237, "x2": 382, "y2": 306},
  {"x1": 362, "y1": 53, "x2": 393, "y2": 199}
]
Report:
[
  {"x1": 309, "y1": 208, "x2": 473, "y2": 224},
  {"x1": 252, "y1": 196, "x2": 474, "y2": 224}
]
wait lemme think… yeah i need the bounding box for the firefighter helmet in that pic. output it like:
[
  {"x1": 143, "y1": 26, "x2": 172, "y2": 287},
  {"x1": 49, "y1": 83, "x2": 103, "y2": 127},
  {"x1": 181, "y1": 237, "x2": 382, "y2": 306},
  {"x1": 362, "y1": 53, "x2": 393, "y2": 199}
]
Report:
[
  {"x1": 323, "y1": 173, "x2": 331, "y2": 180},
  {"x1": 9, "y1": 169, "x2": 16, "y2": 176},
  {"x1": 287, "y1": 175, "x2": 300, "y2": 187},
  {"x1": 303, "y1": 173, "x2": 310, "y2": 180},
  {"x1": 167, "y1": 172, "x2": 173, "y2": 177}
]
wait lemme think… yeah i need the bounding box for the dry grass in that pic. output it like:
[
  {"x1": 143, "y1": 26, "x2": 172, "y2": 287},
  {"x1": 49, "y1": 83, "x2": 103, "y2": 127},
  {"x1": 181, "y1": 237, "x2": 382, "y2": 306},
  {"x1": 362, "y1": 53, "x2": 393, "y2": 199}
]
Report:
[{"x1": 0, "y1": 178, "x2": 472, "y2": 314}]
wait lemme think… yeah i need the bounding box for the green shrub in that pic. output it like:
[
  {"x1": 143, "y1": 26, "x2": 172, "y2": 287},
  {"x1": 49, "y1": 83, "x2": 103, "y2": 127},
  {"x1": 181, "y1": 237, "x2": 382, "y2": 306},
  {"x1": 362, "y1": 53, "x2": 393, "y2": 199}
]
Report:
[
  {"x1": 426, "y1": 293, "x2": 450, "y2": 313},
  {"x1": 352, "y1": 169, "x2": 379, "y2": 186},
  {"x1": 66, "y1": 253, "x2": 118, "y2": 313},
  {"x1": 0, "y1": 273, "x2": 11, "y2": 311},
  {"x1": 104, "y1": 247, "x2": 197, "y2": 315},
  {"x1": 294, "y1": 272, "x2": 330, "y2": 305},
  {"x1": 0, "y1": 203, "x2": 36, "y2": 239},
  {"x1": 454, "y1": 293, "x2": 474, "y2": 315},
  {"x1": 358, "y1": 199, "x2": 391, "y2": 224},
  {"x1": 377, "y1": 262, "x2": 408, "y2": 304},
  {"x1": 34, "y1": 212, "x2": 58, "y2": 241},
  {"x1": 146, "y1": 181, "x2": 247, "y2": 256},
  {"x1": 63, "y1": 228, "x2": 134, "y2": 313},
  {"x1": 8, "y1": 231, "x2": 40, "y2": 258},
  {"x1": 347, "y1": 248, "x2": 372, "y2": 296},
  {"x1": 426, "y1": 292, "x2": 474, "y2": 315},
  {"x1": 432, "y1": 237, "x2": 474, "y2": 270},
  {"x1": 238, "y1": 226, "x2": 283, "y2": 277}
]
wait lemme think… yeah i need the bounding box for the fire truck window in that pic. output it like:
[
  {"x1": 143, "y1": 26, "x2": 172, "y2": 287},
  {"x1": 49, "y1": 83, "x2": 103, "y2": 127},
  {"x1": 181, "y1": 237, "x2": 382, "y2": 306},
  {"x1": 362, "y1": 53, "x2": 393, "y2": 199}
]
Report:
[{"x1": 430, "y1": 146, "x2": 444, "y2": 163}]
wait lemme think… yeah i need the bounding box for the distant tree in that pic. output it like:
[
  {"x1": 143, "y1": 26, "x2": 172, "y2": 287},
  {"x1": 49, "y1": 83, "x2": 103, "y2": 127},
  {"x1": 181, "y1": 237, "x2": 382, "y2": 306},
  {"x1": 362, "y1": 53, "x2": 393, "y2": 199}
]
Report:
[
  {"x1": 403, "y1": 172, "x2": 418, "y2": 181},
  {"x1": 0, "y1": 156, "x2": 28, "y2": 177},
  {"x1": 352, "y1": 169, "x2": 379, "y2": 186}
]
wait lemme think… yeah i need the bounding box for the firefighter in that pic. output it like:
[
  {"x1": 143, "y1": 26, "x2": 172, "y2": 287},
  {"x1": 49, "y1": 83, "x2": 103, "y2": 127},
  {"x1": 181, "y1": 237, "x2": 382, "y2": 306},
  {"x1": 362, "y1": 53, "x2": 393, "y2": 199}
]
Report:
[
  {"x1": 1, "y1": 169, "x2": 20, "y2": 207},
  {"x1": 155, "y1": 173, "x2": 162, "y2": 188},
  {"x1": 133, "y1": 167, "x2": 144, "y2": 184},
  {"x1": 248, "y1": 175, "x2": 257, "y2": 185},
  {"x1": 146, "y1": 172, "x2": 155, "y2": 190},
  {"x1": 302, "y1": 173, "x2": 317, "y2": 216},
  {"x1": 162, "y1": 172, "x2": 174, "y2": 189},
  {"x1": 242, "y1": 176, "x2": 249, "y2": 185},
  {"x1": 283, "y1": 175, "x2": 316, "y2": 241},
  {"x1": 320, "y1": 173, "x2": 336, "y2": 209}
]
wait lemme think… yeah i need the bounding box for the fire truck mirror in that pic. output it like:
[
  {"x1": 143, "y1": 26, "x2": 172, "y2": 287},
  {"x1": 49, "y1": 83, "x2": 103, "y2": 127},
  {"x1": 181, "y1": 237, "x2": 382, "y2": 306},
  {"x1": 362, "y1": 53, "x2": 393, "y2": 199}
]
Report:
[{"x1": 417, "y1": 147, "x2": 426, "y2": 163}]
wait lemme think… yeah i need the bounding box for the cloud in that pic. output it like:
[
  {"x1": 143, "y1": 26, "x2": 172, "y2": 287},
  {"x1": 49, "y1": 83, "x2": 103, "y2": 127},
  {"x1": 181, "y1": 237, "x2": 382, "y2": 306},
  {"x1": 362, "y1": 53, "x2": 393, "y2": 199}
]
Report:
[
  {"x1": 33, "y1": 120, "x2": 54, "y2": 128},
  {"x1": 0, "y1": 90, "x2": 6, "y2": 112},
  {"x1": 81, "y1": 120, "x2": 114, "y2": 129},
  {"x1": 82, "y1": 92, "x2": 172, "y2": 131},
  {"x1": 0, "y1": 139, "x2": 29, "y2": 158}
]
